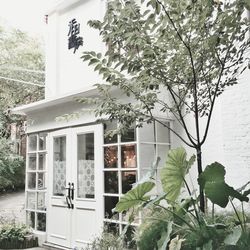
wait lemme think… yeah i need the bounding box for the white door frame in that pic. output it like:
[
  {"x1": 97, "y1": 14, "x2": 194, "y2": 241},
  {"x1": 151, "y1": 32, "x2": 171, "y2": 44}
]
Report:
[{"x1": 47, "y1": 124, "x2": 104, "y2": 248}]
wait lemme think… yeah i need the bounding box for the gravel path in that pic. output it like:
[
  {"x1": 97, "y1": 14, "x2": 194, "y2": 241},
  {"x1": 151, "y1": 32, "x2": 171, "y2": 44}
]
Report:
[{"x1": 0, "y1": 191, "x2": 25, "y2": 224}]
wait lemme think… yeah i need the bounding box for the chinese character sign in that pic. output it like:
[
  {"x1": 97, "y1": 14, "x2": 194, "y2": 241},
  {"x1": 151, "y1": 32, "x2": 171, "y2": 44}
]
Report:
[{"x1": 68, "y1": 18, "x2": 83, "y2": 53}]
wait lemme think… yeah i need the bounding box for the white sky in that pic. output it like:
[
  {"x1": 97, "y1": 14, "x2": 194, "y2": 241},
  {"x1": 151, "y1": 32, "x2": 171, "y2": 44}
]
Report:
[{"x1": 0, "y1": 0, "x2": 59, "y2": 37}]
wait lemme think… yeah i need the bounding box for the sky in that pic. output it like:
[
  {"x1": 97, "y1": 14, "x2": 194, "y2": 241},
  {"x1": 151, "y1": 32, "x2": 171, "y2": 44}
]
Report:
[{"x1": 0, "y1": 0, "x2": 59, "y2": 37}]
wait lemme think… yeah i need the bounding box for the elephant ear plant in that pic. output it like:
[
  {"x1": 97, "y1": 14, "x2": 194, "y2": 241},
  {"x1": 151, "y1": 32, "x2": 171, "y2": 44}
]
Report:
[{"x1": 115, "y1": 148, "x2": 250, "y2": 249}]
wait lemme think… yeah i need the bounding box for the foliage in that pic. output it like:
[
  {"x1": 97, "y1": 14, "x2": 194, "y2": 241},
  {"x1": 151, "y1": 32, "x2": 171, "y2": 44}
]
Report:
[
  {"x1": 0, "y1": 222, "x2": 31, "y2": 241},
  {"x1": 160, "y1": 147, "x2": 195, "y2": 202},
  {"x1": 0, "y1": 25, "x2": 45, "y2": 138},
  {"x1": 81, "y1": 0, "x2": 250, "y2": 211},
  {"x1": 114, "y1": 147, "x2": 250, "y2": 249},
  {"x1": 0, "y1": 137, "x2": 25, "y2": 191}
]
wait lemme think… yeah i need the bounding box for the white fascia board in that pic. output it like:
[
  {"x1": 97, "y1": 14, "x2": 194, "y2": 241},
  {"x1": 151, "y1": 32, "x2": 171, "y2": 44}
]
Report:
[
  {"x1": 46, "y1": 0, "x2": 84, "y2": 16},
  {"x1": 11, "y1": 85, "x2": 98, "y2": 116}
]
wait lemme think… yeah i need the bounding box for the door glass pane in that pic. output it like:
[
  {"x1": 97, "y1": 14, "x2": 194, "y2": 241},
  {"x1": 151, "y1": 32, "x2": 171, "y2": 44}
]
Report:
[
  {"x1": 28, "y1": 154, "x2": 36, "y2": 170},
  {"x1": 37, "y1": 213, "x2": 46, "y2": 232},
  {"x1": 38, "y1": 153, "x2": 46, "y2": 170},
  {"x1": 37, "y1": 192, "x2": 46, "y2": 211},
  {"x1": 53, "y1": 136, "x2": 66, "y2": 196},
  {"x1": 27, "y1": 192, "x2": 36, "y2": 209},
  {"x1": 121, "y1": 126, "x2": 136, "y2": 142},
  {"x1": 104, "y1": 146, "x2": 118, "y2": 168},
  {"x1": 121, "y1": 145, "x2": 137, "y2": 168},
  {"x1": 27, "y1": 211, "x2": 35, "y2": 228},
  {"x1": 156, "y1": 121, "x2": 171, "y2": 144},
  {"x1": 28, "y1": 135, "x2": 37, "y2": 151},
  {"x1": 37, "y1": 173, "x2": 46, "y2": 190},
  {"x1": 39, "y1": 133, "x2": 47, "y2": 150},
  {"x1": 77, "y1": 133, "x2": 95, "y2": 199},
  {"x1": 28, "y1": 173, "x2": 36, "y2": 189}
]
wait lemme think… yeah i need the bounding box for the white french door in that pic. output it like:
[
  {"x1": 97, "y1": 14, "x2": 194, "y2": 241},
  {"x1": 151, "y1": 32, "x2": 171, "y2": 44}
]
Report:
[{"x1": 47, "y1": 125, "x2": 103, "y2": 248}]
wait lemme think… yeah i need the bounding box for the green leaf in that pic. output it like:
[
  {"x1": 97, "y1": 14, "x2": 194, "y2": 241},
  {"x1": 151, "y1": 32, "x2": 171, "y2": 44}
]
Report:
[
  {"x1": 198, "y1": 162, "x2": 249, "y2": 208},
  {"x1": 157, "y1": 221, "x2": 173, "y2": 250},
  {"x1": 160, "y1": 147, "x2": 195, "y2": 202},
  {"x1": 115, "y1": 182, "x2": 155, "y2": 212}
]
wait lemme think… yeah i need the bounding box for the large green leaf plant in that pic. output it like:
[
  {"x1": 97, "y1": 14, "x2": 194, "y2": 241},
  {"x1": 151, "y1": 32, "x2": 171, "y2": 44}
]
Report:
[{"x1": 114, "y1": 148, "x2": 250, "y2": 249}]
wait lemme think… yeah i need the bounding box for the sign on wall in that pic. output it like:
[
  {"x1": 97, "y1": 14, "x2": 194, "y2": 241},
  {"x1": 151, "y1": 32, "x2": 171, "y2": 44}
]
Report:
[{"x1": 68, "y1": 18, "x2": 83, "y2": 53}]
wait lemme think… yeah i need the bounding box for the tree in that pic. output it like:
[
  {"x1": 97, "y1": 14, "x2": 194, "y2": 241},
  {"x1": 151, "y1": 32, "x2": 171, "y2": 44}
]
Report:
[
  {"x1": 0, "y1": 26, "x2": 45, "y2": 138},
  {"x1": 82, "y1": 0, "x2": 250, "y2": 212}
]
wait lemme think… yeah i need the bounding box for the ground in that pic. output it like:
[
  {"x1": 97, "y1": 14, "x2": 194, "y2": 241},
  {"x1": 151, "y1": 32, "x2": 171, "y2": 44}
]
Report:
[{"x1": 0, "y1": 190, "x2": 25, "y2": 223}]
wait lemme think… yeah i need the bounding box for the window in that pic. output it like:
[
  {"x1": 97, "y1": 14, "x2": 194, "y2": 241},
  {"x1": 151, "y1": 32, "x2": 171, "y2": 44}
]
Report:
[
  {"x1": 103, "y1": 121, "x2": 138, "y2": 238},
  {"x1": 102, "y1": 120, "x2": 171, "y2": 240},
  {"x1": 26, "y1": 133, "x2": 47, "y2": 232}
]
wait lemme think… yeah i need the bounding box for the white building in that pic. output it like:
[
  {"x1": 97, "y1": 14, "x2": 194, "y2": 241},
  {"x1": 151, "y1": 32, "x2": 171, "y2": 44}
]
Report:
[{"x1": 12, "y1": 0, "x2": 250, "y2": 249}]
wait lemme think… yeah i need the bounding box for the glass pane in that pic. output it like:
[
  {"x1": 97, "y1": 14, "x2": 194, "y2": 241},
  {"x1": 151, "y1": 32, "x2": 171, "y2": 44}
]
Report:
[
  {"x1": 104, "y1": 222, "x2": 119, "y2": 235},
  {"x1": 38, "y1": 153, "x2": 46, "y2": 170},
  {"x1": 104, "y1": 171, "x2": 118, "y2": 193},
  {"x1": 37, "y1": 173, "x2": 46, "y2": 190},
  {"x1": 122, "y1": 225, "x2": 136, "y2": 249},
  {"x1": 77, "y1": 133, "x2": 95, "y2": 199},
  {"x1": 121, "y1": 145, "x2": 137, "y2": 168},
  {"x1": 37, "y1": 213, "x2": 46, "y2": 232},
  {"x1": 27, "y1": 192, "x2": 36, "y2": 209},
  {"x1": 28, "y1": 135, "x2": 37, "y2": 151},
  {"x1": 27, "y1": 211, "x2": 35, "y2": 229},
  {"x1": 28, "y1": 154, "x2": 36, "y2": 170},
  {"x1": 156, "y1": 121, "x2": 170, "y2": 144},
  {"x1": 53, "y1": 136, "x2": 66, "y2": 196},
  {"x1": 139, "y1": 122, "x2": 155, "y2": 143},
  {"x1": 157, "y1": 145, "x2": 170, "y2": 169},
  {"x1": 37, "y1": 192, "x2": 46, "y2": 211},
  {"x1": 121, "y1": 126, "x2": 136, "y2": 142},
  {"x1": 104, "y1": 146, "x2": 118, "y2": 168},
  {"x1": 28, "y1": 173, "x2": 36, "y2": 189},
  {"x1": 139, "y1": 144, "x2": 155, "y2": 170},
  {"x1": 39, "y1": 133, "x2": 47, "y2": 150},
  {"x1": 104, "y1": 121, "x2": 117, "y2": 144},
  {"x1": 122, "y1": 171, "x2": 136, "y2": 194},
  {"x1": 104, "y1": 196, "x2": 119, "y2": 219}
]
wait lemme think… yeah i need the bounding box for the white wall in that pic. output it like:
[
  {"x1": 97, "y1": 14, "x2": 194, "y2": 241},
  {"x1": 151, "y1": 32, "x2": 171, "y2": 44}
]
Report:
[{"x1": 45, "y1": 0, "x2": 105, "y2": 98}]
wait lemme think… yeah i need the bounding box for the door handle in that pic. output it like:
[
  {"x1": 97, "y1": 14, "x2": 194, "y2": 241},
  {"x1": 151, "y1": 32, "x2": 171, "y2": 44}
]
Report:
[
  {"x1": 65, "y1": 182, "x2": 71, "y2": 209},
  {"x1": 71, "y1": 183, "x2": 74, "y2": 201}
]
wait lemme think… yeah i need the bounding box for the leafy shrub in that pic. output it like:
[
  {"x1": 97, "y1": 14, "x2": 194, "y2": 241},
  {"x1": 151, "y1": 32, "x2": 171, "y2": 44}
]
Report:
[
  {"x1": 0, "y1": 223, "x2": 30, "y2": 241},
  {"x1": 0, "y1": 138, "x2": 25, "y2": 192}
]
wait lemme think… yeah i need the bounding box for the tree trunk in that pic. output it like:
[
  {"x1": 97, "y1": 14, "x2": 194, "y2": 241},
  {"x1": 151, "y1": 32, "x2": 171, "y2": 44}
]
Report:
[{"x1": 196, "y1": 145, "x2": 205, "y2": 213}]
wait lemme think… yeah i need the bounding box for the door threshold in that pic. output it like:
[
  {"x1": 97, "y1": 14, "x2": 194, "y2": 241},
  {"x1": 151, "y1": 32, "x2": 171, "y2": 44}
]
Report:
[{"x1": 43, "y1": 242, "x2": 71, "y2": 250}]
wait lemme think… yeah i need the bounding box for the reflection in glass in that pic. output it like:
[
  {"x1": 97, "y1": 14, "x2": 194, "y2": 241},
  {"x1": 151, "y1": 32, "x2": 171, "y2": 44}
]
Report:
[
  {"x1": 28, "y1": 173, "x2": 36, "y2": 189},
  {"x1": 104, "y1": 196, "x2": 119, "y2": 219},
  {"x1": 77, "y1": 133, "x2": 95, "y2": 199},
  {"x1": 156, "y1": 121, "x2": 171, "y2": 144},
  {"x1": 37, "y1": 173, "x2": 45, "y2": 190},
  {"x1": 104, "y1": 222, "x2": 119, "y2": 235},
  {"x1": 122, "y1": 225, "x2": 136, "y2": 248},
  {"x1": 38, "y1": 153, "x2": 46, "y2": 170},
  {"x1": 157, "y1": 145, "x2": 170, "y2": 168},
  {"x1": 104, "y1": 121, "x2": 117, "y2": 144},
  {"x1": 139, "y1": 144, "x2": 155, "y2": 170},
  {"x1": 27, "y1": 211, "x2": 35, "y2": 229},
  {"x1": 37, "y1": 192, "x2": 46, "y2": 211},
  {"x1": 139, "y1": 122, "x2": 155, "y2": 143},
  {"x1": 39, "y1": 133, "x2": 47, "y2": 150},
  {"x1": 27, "y1": 192, "x2": 36, "y2": 209},
  {"x1": 122, "y1": 171, "x2": 136, "y2": 194},
  {"x1": 104, "y1": 171, "x2": 118, "y2": 193},
  {"x1": 104, "y1": 146, "x2": 118, "y2": 168},
  {"x1": 28, "y1": 135, "x2": 37, "y2": 151},
  {"x1": 53, "y1": 136, "x2": 66, "y2": 196},
  {"x1": 121, "y1": 126, "x2": 136, "y2": 142},
  {"x1": 121, "y1": 145, "x2": 136, "y2": 168},
  {"x1": 28, "y1": 154, "x2": 36, "y2": 170},
  {"x1": 37, "y1": 213, "x2": 46, "y2": 231}
]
